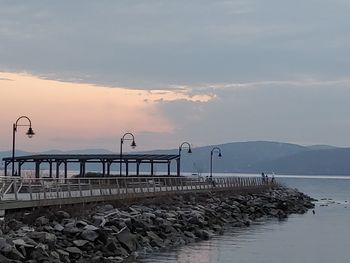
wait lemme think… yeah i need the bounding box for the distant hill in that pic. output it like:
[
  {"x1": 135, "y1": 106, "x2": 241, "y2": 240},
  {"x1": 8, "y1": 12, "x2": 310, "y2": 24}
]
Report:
[
  {"x1": 1, "y1": 141, "x2": 349, "y2": 175},
  {"x1": 161, "y1": 141, "x2": 310, "y2": 173},
  {"x1": 306, "y1": 145, "x2": 338, "y2": 150},
  {"x1": 251, "y1": 148, "x2": 350, "y2": 175}
]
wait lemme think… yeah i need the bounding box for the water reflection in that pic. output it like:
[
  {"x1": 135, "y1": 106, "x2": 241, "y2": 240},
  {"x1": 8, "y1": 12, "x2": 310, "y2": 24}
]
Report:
[{"x1": 136, "y1": 178, "x2": 350, "y2": 263}]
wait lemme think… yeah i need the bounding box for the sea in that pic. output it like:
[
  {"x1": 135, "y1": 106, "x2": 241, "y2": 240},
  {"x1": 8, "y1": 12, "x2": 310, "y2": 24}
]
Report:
[{"x1": 135, "y1": 175, "x2": 350, "y2": 263}]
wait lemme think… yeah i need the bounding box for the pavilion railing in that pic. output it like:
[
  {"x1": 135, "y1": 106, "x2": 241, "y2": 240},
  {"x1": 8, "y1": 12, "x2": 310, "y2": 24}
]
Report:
[{"x1": 0, "y1": 176, "x2": 274, "y2": 202}]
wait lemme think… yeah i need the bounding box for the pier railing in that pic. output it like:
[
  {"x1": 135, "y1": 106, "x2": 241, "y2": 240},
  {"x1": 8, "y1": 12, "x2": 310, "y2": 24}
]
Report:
[{"x1": 0, "y1": 176, "x2": 274, "y2": 210}]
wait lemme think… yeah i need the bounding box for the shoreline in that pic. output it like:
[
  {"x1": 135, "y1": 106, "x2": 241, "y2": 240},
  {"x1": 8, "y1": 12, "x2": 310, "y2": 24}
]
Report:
[{"x1": 0, "y1": 186, "x2": 314, "y2": 262}]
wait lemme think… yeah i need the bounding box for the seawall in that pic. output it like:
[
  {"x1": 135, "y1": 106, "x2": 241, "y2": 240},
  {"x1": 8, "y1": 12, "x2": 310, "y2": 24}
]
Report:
[{"x1": 0, "y1": 186, "x2": 315, "y2": 262}]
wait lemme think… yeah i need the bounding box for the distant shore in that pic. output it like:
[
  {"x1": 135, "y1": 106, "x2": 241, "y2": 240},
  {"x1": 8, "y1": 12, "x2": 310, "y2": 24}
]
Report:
[{"x1": 0, "y1": 186, "x2": 314, "y2": 262}]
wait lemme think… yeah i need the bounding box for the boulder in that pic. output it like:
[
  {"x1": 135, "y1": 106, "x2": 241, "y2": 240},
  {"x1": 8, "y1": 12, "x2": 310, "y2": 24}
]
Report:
[
  {"x1": 96, "y1": 204, "x2": 114, "y2": 213},
  {"x1": 7, "y1": 219, "x2": 22, "y2": 231},
  {"x1": 55, "y1": 210, "x2": 71, "y2": 220},
  {"x1": 80, "y1": 229, "x2": 99, "y2": 242},
  {"x1": 35, "y1": 216, "x2": 50, "y2": 226},
  {"x1": 73, "y1": 239, "x2": 89, "y2": 247},
  {"x1": 63, "y1": 223, "x2": 81, "y2": 235},
  {"x1": 54, "y1": 223, "x2": 64, "y2": 232},
  {"x1": 65, "y1": 246, "x2": 82, "y2": 259},
  {"x1": 194, "y1": 229, "x2": 212, "y2": 240},
  {"x1": 116, "y1": 227, "x2": 139, "y2": 252},
  {"x1": 0, "y1": 238, "x2": 13, "y2": 254},
  {"x1": 103, "y1": 237, "x2": 129, "y2": 257},
  {"x1": 27, "y1": 231, "x2": 57, "y2": 246},
  {"x1": 146, "y1": 231, "x2": 164, "y2": 248},
  {"x1": 84, "y1": 224, "x2": 99, "y2": 231},
  {"x1": 12, "y1": 238, "x2": 34, "y2": 248}
]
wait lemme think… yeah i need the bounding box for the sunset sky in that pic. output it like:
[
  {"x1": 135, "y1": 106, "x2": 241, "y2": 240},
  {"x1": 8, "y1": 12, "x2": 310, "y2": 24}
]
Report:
[{"x1": 1, "y1": 1, "x2": 350, "y2": 152}]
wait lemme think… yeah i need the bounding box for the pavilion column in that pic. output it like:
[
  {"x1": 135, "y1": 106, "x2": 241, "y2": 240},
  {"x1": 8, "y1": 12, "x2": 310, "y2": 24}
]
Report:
[
  {"x1": 80, "y1": 161, "x2": 86, "y2": 177},
  {"x1": 167, "y1": 161, "x2": 171, "y2": 176},
  {"x1": 18, "y1": 161, "x2": 24, "y2": 177},
  {"x1": 107, "y1": 161, "x2": 111, "y2": 176},
  {"x1": 176, "y1": 159, "x2": 180, "y2": 177},
  {"x1": 126, "y1": 161, "x2": 129, "y2": 176},
  {"x1": 4, "y1": 161, "x2": 9, "y2": 176},
  {"x1": 49, "y1": 161, "x2": 53, "y2": 178},
  {"x1": 102, "y1": 160, "x2": 106, "y2": 177},
  {"x1": 64, "y1": 161, "x2": 68, "y2": 179},
  {"x1": 151, "y1": 160, "x2": 154, "y2": 176},
  {"x1": 56, "y1": 161, "x2": 61, "y2": 178},
  {"x1": 136, "y1": 161, "x2": 140, "y2": 176},
  {"x1": 35, "y1": 161, "x2": 41, "y2": 178}
]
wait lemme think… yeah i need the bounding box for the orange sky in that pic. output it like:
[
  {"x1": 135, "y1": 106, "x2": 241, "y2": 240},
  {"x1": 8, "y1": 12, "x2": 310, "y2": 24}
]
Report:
[{"x1": 0, "y1": 72, "x2": 211, "y2": 151}]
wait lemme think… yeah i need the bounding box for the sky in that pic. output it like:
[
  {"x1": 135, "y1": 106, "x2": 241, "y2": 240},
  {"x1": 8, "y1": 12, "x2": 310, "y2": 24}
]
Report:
[{"x1": 1, "y1": 0, "x2": 350, "y2": 152}]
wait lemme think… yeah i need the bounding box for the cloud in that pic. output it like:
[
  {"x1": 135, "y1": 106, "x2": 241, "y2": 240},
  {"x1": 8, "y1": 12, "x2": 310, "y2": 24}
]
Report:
[
  {"x1": 1, "y1": 1, "x2": 350, "y2": 88},
  {"x1": 155, "y1": 77, "x2": 350, "y2": 147},
  {"x1": 0, "y1": 72, "x2": 214, "y2": 151}
]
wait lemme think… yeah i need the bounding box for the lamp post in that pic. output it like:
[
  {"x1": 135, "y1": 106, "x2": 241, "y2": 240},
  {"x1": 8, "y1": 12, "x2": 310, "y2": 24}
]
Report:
[
  {"x1": 178, "y1": 142, "x2": 192, "y2": 176},
  {"x1": 120, "y1": 132, "x2": 136, "y2": 176},
  {"x1": 210, "y1": 147, "x2": 222, "y2": 179},
  {"x1": 12, "y1": 116, "x2": 35, "y2": 176}
]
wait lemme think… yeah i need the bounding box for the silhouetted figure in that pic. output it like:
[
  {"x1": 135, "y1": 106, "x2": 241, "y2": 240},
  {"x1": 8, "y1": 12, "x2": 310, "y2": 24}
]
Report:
[
  {"x1": 261, "y1": 173, "x2": 265, "y2": 183},
  {"x1": 312, "y1": 210, "x2": 315, "y2": 215}
]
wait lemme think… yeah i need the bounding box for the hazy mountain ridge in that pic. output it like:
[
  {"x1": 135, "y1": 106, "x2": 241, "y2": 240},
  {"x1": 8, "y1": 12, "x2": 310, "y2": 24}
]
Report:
[{"x1": 1, "y1": 141, "x2": 349, "y2": 175}]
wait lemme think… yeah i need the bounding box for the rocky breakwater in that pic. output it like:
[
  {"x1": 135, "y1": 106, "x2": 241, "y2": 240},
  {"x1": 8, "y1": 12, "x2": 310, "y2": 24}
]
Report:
[{"x1": 0, "y1": 186, "x2": 314, "y2": 262}]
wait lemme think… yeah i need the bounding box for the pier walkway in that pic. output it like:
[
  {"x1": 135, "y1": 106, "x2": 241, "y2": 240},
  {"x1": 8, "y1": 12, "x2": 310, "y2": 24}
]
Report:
[{"x1": 0, "y1": 176, "x2": 270, "y2": 211}]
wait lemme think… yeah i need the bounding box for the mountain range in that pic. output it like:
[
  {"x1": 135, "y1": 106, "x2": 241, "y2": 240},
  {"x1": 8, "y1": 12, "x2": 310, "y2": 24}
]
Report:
[{"x1": 0, "y1": 141, "x2": 349, "y2": 175}]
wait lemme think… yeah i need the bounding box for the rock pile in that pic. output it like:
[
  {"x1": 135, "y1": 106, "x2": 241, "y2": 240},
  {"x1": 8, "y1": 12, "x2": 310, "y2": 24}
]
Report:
[{"x1": 0, "y1": 187, "x2": 314, "y2": 262}]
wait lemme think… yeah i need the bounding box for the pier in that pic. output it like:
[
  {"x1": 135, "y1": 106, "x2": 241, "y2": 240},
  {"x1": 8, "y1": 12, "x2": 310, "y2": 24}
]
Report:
[{"x1": 0, "y1": 174, "x2": 269, "y2": 211}]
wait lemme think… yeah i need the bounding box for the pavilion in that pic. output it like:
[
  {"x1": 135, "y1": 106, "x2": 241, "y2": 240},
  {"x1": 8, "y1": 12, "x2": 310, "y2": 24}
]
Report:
[{"x1": 2, "y1": 154, "x2": 181, "y2": 178}]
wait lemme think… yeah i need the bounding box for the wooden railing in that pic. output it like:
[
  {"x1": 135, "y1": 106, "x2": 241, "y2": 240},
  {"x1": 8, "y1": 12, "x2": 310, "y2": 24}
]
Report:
[{"x1": 0, "y1": 176, "x2": 272, "y2": 203}]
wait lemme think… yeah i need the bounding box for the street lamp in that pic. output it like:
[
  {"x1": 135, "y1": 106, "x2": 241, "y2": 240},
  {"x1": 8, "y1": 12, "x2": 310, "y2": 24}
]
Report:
[
  {"x1": 12, "y1": 116, "x2": 35, "y2": 176},
  {"x1": 210, "y1": 146, "x2": 222, "y2": 179},
  {"x1": 178, "y1": 142, "x2": 192, "y2": 176},
  {"x1": 120, "y1": 132, "x2": 136, "y2": 176}
]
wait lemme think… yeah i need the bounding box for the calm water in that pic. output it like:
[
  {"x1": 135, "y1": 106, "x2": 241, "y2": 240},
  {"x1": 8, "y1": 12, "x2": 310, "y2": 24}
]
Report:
[{"x1": 136, "y1": 176, "x2": 350, "y2": 263}]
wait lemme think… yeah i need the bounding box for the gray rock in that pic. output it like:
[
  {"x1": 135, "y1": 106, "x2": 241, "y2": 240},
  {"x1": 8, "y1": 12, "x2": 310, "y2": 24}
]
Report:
[
  {"x1": 4, "y1": 247, "x2": 25, "y2": 261},
  {"x1": 12, "y1": 238, "x2": 34, "y2": 248},
  {"x1": 84, "y1": 224, "x2": 99, "y2": 231},
  {"x1": 7, "y1": 219, "x2": 22, "y2": 231},
  {"x1": 76, "y1": 220, "x2": 88, "y2": 228},
  {"x1": 55, "y1": 210, "x2": 71, "y2": 220},
  {"x1": 103, "y1": 237, "x2": 128, "y2": 257},
  {"x1": 183, "y1": 231, "x2": 196, "y2": 239},
  {"x1": 96, "y1": 204, "x2": 114, "y2": 213},
  {"x1": 0, "y1": 238, "x2": 12, "y2": 253},
  {"x1": 143, "y1": 212, "x2": 156, "y2": 219},
  {"x1": 66, "y1": 246, "x2": 82, "y2": 256},
  {"x1": 194, "y1": 229, "x2": 212, "y2": 240},
  {"x1": 116, "y1": 227, "x2": 139, "y2": 252},
  {"x1": 80, "y1": 229, "x2": 99, "y2": 241},
  {"x1": 54, "y1": 223, "x2": 64, "y2": 232},
  {"x1": 146, "y1": 231, "x2": 164, "y2": 248},
  {"x1": 73, "y1": 239, "x2": 89, "y2": 247},
  {"x1": 35, "y1": 216, "x2": 50, "y2": 226},
  {"x1": 29, "y1": 246, "x2": 49, "y2": 262},
  {"x1": 92, "y1": 215, "x2": 106, "y2": 227},
  {"x1": 50, "y1": 251, "x2": 60, "y2": 261},
  {"x1": 63, "y1": 223, "x2": 81, "y2": 235},
  {"x1": 27, "y1": 231, "x2": 57, "y2": 246},
  {"x1": 0, "y1": 253, "x2": 14, "y2": 263},
  {"x1": 57, "y1": 249, "x2": 70, "y2": 257}
]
